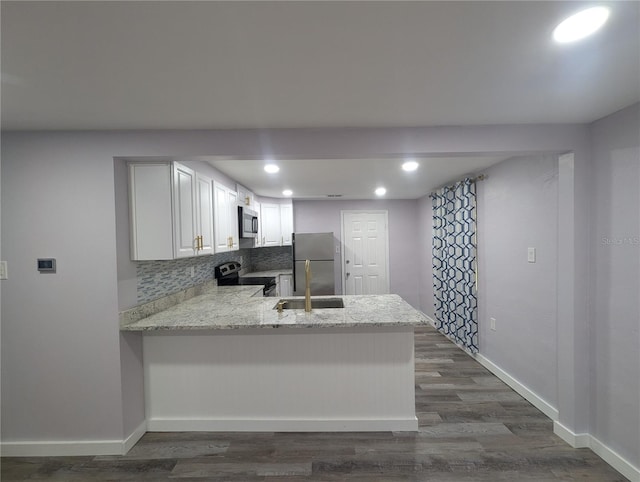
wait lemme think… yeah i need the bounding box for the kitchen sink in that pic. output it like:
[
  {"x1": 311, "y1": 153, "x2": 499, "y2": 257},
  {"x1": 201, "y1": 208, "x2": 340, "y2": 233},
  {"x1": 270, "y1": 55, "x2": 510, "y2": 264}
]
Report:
[{"x1": 273, "y1": 297, "x2": 345, "y2": 310}]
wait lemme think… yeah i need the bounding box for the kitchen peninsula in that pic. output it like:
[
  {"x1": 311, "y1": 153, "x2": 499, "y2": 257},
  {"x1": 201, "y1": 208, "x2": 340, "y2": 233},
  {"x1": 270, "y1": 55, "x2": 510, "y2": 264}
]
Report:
[{"x1": 121, "y1": 284, "x2": 427, "y2": 432}]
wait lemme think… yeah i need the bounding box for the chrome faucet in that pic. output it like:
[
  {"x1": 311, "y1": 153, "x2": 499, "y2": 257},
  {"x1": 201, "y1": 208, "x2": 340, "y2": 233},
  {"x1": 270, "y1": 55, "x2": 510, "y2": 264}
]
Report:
[{"x1": 305, "y1": 259, "x2": 312, "y2": 312}]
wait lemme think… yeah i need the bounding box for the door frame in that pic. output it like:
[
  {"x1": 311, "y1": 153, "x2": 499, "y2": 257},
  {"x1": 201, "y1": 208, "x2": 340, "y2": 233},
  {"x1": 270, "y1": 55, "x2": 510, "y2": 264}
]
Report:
[{"x1": 340, "y1": 210, "x2": 391, "y2": 295}]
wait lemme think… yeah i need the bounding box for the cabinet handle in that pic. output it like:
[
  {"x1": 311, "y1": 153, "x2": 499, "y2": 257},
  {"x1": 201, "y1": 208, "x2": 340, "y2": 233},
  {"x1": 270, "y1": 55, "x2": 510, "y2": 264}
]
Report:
[{"x1": 199, "y1": 236, "x2": 203, "y2": 250}]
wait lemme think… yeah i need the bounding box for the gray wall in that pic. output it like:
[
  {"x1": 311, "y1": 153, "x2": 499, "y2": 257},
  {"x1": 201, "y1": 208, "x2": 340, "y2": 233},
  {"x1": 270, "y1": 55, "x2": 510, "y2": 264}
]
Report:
[
  {"x1": 1, "y1": 124, "x2": 592, "y2": 452},
  {"x1": 417, "y1": 195, "x2": 434, "y2": 319},
  {"x1": 1, "y1": 133, "x2": 124, "y2": 442},
  {"x1": 589, "y1": 103, "x2": 640, "y2": 466},
  {"x1": 293, "y1": 199, "x2": 420, "y2": 307},
  {"x1": 476, "y1": 154, "x2": 559, "y2": 407}
]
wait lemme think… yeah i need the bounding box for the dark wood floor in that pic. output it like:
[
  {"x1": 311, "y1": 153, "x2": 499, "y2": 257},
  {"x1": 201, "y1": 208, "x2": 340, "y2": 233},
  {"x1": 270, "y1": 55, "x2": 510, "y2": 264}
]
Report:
[{"x1": 2, "y1": 325, "x2": 627, "y2": 481}]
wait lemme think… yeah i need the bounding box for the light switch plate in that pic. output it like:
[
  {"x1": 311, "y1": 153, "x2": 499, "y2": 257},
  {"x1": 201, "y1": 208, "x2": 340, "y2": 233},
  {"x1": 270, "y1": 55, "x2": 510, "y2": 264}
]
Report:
[
  {"x1": 0, "y1": 261, "x2": 7, "y2": 280},
  {"x1": 527, "y1": 247, "x2": 536, "y2": 263},
  {"x1": 490, "y1": 317, "x2": 496, "y2": 331}
]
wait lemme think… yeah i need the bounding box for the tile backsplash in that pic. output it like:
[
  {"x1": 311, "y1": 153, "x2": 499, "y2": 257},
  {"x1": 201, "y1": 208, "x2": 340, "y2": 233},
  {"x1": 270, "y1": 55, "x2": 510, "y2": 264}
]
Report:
[
  {"x1": 250, "y1": 246, "x2": 293, "y2": 272},
  {"x1": 136, "y1": 247, "x2": 292, "y2": 304}
]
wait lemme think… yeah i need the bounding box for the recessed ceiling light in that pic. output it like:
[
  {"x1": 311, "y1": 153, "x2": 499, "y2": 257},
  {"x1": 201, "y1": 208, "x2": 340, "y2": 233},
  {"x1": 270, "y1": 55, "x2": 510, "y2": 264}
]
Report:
[
  {"x1": 402, "y1": 161, "x2": 419, "y2": 172},
  {"x1": 282, "y1": 189, "x2": 293, "y2": 196},
  {"x1": 553, "y1": 6, "x2": 610, "y2": 43},
  {"x1": 375, "y1": 187, "x2": 387, "y2": 196},
  {"x1": 264, "y1": 164, "x2": 280, "y2": 174}
]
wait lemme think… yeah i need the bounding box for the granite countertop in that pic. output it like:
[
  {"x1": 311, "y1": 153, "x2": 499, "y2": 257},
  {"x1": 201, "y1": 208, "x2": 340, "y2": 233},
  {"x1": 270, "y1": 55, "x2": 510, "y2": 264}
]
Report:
[{"x1": 120, "y1": 285, "x2": 427, "y2": 332}]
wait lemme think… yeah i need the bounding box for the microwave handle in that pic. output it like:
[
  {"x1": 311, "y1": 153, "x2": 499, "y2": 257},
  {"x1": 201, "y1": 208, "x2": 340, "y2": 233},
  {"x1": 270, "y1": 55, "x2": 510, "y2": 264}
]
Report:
[{"x1": 252, "y1": 216, "x2": 259, "y2": 233}]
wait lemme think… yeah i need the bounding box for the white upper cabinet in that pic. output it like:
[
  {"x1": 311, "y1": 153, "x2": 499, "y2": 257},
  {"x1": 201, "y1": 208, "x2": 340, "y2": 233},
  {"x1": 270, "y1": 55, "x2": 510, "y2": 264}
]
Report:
[
  {"x1": 260, "y1": 202, "x2": 281, "y2": 247},
  {"x1": 172, "y1": 163, "x2": 197, "y2": 258},
  {"x1": 213, "y1": 181, "x2": 239, "y2": 252},
  {"x1": 195, "y1": 173, "x2": 214, "y2": 255},
  {"x1": 260, "y1": 201, "x2": 293, "y2": 247},
  {"x1": 280, "y1": 203, "x2": 293, "y2": 246},
  {"x1": 236, "y1": 184, "x2": 255, "y2": 209},
  {"x1": 228, "y1": 189, "x2": 239, "y2": 251},
  {"x1": 128, "y1": 161, "x2": 214, "y2": 260},
  {"x1": 128, "y1": 163, "x2": 174, "y2": 260},
  {"x1": 254, "y1": 200, "x2": 262, "y2": 247}
]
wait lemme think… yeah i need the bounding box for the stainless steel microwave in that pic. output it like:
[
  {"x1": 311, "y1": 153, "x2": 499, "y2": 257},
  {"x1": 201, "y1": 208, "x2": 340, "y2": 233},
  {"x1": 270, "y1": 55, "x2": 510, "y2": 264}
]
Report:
[{"x1": 238, "y1": 206, "x2": 258, "y2": 238}]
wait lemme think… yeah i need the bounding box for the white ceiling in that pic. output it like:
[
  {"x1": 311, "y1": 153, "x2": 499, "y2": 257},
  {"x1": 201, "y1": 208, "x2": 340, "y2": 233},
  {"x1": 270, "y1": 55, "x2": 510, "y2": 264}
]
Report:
[
  {"x1": 208, "y1": 156, "x2": 508, "y2": 200},
  {"x1": 2, "y1": 1, "x2": 638, "y2": 198}
]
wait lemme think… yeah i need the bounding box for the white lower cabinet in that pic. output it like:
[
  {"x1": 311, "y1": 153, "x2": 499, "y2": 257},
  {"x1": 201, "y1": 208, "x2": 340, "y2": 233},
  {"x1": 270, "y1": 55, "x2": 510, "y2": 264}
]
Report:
[{"x1": 279, "y1": 274, "x2": 293, "y2": 297}]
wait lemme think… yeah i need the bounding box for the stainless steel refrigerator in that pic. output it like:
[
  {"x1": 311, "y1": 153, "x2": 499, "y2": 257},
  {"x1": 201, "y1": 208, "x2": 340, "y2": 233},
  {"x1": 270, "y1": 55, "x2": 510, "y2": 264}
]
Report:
[{"x1": 292, "y1": 232, "x2": 336, "y2": 296}]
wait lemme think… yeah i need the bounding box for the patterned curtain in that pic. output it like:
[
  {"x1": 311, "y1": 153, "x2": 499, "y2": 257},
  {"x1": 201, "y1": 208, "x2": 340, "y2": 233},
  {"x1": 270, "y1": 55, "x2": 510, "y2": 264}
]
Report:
[{"x1": 431, "y1": 178, "x2": 478, "y2": 353}]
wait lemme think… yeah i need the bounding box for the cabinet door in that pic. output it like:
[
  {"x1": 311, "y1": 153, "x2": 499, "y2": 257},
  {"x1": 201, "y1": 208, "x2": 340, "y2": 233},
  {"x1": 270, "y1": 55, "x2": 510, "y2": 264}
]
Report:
[
  {"x1": 195, "y1": 173, "x2": 214, "y2": 255},
  {"x1": 236, "y1": 184, "x2": 253, "y2": 208},
  {"x1": 213, "y1": 181, "x2": 231, "y2": 252},
  {"x1": 279, "y1": 274, "x2": 292, "y2": 297},
  {"x1": 128, "y1": 163, "x2": 174, "y2": 260},
  {"x1": 254, "y1": 200, "x2": 262, "y2": 247},
  {"x1": 280, "y1": 203, "x2": 293, "y2": 246},
  {"x1": 228, "y1": 189, "x2": 239, "y2": 251},
  {"x1": 173, "y1": 163, "x2": 197, "y2": 258},
  {"x1": 261, "y1": 203, "x2": 281, "y2": 247}
]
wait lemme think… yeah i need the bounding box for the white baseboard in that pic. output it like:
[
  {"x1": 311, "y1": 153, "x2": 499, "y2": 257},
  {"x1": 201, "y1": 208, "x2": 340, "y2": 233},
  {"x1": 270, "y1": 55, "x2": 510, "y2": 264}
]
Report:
[
  {"x1": 1, "y1": 439, "x2": 125, "y2": 457},
  {"x1": 123, "y1": 420, "x2": 147, "y2": 454},
  {"x1": 410, "y1": 318, "x2": 638, "y2": 482},
  {"x1": 1, "y1": 420, "x2": 148, "y2": 457},
  {"x1": 147, "y1": 417, "x2": 419, "y2": 432},
  {"x1": 552, "y1": 420, "x2": 590, "y2": 447},
  {"x1": 474, "y1": 353, "x2": 559, "y2": 421},
  {"x1": 554, "y1": 421, "x2": 640, "y2": 482}
]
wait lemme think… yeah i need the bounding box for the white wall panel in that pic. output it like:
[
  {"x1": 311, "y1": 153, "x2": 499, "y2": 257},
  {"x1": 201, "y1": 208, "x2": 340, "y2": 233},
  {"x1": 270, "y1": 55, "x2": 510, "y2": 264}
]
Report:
[{"x1": 144, "y1": 328, "x2": 417, "y2": 431}]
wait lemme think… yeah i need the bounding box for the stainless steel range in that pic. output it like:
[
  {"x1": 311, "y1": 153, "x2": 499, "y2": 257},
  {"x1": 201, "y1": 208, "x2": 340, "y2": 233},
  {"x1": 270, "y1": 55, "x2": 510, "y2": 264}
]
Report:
[{"x1": 214, "y1": 261, "x2": 277, "y2": 297}]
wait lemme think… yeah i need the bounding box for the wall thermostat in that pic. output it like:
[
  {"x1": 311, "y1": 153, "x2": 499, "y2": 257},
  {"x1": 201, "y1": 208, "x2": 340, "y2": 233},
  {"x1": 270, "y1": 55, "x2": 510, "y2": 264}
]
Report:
[{"x1": 37, "y1": 258, "x2": 56, "y2": 273}]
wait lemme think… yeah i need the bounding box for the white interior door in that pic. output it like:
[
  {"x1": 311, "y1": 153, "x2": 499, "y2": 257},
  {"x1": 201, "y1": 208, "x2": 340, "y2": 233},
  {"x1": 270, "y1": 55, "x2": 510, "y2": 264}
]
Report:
[{"x1": 341, "y1": 211, "x2": 389, "y2": 295}]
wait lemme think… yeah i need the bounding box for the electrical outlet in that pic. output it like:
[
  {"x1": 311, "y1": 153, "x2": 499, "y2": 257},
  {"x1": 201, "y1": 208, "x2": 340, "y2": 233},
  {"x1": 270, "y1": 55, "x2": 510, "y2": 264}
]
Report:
[
  {"x1": 490, "y1": 317, "x2": 496, "y2": 331},
  {"x1": 0, "y1": 261, "x2": 7, "y2": 280}
]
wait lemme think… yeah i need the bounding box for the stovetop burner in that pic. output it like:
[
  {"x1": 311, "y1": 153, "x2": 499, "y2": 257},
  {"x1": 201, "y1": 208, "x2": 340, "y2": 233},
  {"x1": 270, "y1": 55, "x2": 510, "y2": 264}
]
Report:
[{"x1": 214, "y1": 262, "x2": 276, "y2": 296}]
